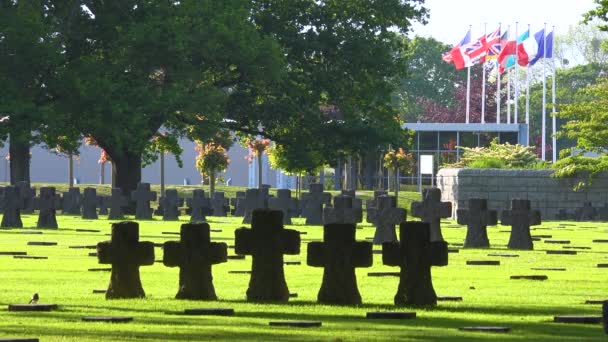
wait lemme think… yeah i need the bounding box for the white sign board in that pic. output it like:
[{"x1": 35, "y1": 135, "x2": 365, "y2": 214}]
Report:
[{"x1": 420, "y1": 155, "x2": 434, "y2": 175}]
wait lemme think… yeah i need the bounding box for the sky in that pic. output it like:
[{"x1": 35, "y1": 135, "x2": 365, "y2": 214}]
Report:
[{"x1": 410, "y1": 0, "x2": 597, "y2": 45}]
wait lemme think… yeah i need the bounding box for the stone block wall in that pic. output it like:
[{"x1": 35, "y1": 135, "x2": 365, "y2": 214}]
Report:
[{"x1": 437, "y1": 168, "x2": 608, "y2": 220}]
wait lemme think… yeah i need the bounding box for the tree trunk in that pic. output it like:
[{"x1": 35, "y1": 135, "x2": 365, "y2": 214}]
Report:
[
  {"x1": 111, "y1": 152, "x2": 142, "y2": 214},
  {"x1": 363, "y1": 151, "x2": 375, "y2": 190},
  {"x1": 160, "y1": 152, "x2": 165, "y2": 197},
  {"x1": 9, "y1": 133, "x2": 30, "y2": 185},
  {"x1": 257, "y1": 154, "x2": 263, "y2": 189},
  {"x1": 68, "y1": 153, "x2": 74, "y2": 187},
  {"x1": 210, "y1": 173, "x2": 216, "y2": 199},
  {"x1": 100, "y1": 162, "x2": 105, "y2": 184},
  {"x1": 334, "y1": 157, "x2": 342, "y2": 190}
]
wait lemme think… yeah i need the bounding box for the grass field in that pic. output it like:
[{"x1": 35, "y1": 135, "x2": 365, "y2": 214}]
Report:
[{"x1": 0, "y1": 190, "x2": 606, "y2": 341}]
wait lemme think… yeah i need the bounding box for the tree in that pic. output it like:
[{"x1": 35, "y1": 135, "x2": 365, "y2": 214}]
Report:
[
  {"x1": 195, "y1": 142, "x2": 229, "y2": 198},
  {"x1": 245, "y1": 138, "x2": 271, "y2": 189},
  {"x1": 383, "y1": 148, "x2": 414, "y2": 193}
]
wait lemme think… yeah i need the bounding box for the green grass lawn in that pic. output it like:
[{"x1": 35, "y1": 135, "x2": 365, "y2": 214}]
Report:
[{"x1": 0, "y1": 200, "x2": 606, "y2": 340}]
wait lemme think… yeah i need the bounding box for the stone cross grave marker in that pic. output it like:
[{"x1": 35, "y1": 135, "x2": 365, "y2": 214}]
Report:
[
  {"x1": 235, "y1": 209, "x2": 300, "y2": 302},
  {"x1": 382, "y1": 221, "x2": 448, "y2": 306},
  {"x1": 366, "y1": 190, "x2": 388, "y2": 225},
  {"x1": 575, "y1": 202, "x2": 597, "y2": 221},
  {"x1": 162, "y1": 189, "x2": 180, "y2": 221},
  {"x1": 17, "y1": 181, "x2": 36, "y2": 214},
  {"x1": 231, "y1": 191, "x2": 246, "y2": 216},
  {"x1": 97, "y1": 195, "x2": 109, "y2": 215},
  {"x1": 37, "y1": 187, "x2": 59, "y2": 229},
  {"x1": 163, "y1": 223, "x2": 228, "y2": 300},
  {"x1": 82, "y1": 187, "x2": 98, "y2": 219},
  {"x1": 62, "y1": 187, "x2": 82, "y2": 215},
  {"x1": 302, "y1": 183, "x2": 331, "y2": 225},
  {"x1": 341, "y1": 190, "x2": 363, "y2": 210},
  {"x1": 187, "y1": 189, "x2": 211, "y2": 222},
  {"x1": 97, "y1": 221, "x2": 155, "y2": 299},
  {"x1": 1, "y1": 185, "x2": 23, "y2": 228},
  {"x1": 109, "y1": 188, "x2": 129, "y2": 220},
  {"x1": 411, "y1": 188, "x2": 452, "y2": 242},
  {"x1": 307, "y1": 223, "x2": 372, "y2": 304},
  {"x1": 242, "y1": 188, "x2": 268, "y2": 224},
  {"x1": 373, "y1": 195, "x2": 406, "y2": 244},
  {"x1": 0, "y1": 186, "x2": 5, "y2": 214},
  {"x1": 268, "y1": 189, "x2": 295, "y2": 225},
  {"x1": 211, "y1": 192, "x2": 229, "y2": 217},
  {"x1": 501, "y1": 199, "x2": 541, "y2": 250},
  {"x1": 323, "y1": 195, "x2": 363, "y2": 225},
  {"x1": 457, "y1": 198, "x2": 497, "y2": 248},
  {"x1": 131, "y1": 183, "x2": 157, "y2": 220}
]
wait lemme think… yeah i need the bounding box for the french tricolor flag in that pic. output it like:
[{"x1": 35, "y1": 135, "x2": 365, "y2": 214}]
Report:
[{"x1": 517, "y1": 29, "x2": 545, "y2": 66}]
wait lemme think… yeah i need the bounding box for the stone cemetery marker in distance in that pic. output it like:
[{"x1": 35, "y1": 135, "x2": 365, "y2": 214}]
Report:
[
  {"x1": 97, "y1": 221, "x2": 155, "y2": 299},
  {"x1": 232, "y1": 191, "x2": 246, "y2": 216},
  {"x1": 81, "y1": 188, "x2": 98, "y2": 219},
  {"x1": 411, "y1": 188, "x2": 452, "y2": 242},
  {"x1": 501, "y1": 199, "x2": 541, "y2": 250},
  {"x1": 108, "y1": 188, "x2": 129, "y2": 220},
  {"x1": 187, "y1": 189, "x2": 211, "y2": 222},
  {"x1": 211, "y1": 192, "x2": 229, "y2": 217},
  {"x1": 131, "y1": 183, "x2": 157, "y2": 220},
  {"x1": 302, "y1": 183, "x2": 331, "y2": 225},
  {"x1": 62, "y1": 187, "x2": 81, "y2": 215},
  {"x1": 36, "y1": 187, "x2": 59, "y2": 229},
  {"x1": 242, "y1": 188, "x2": 268, "y2": 224},
  {"x1": 17, "y1": 181, "x2": 36, "y2": 214},
  {"x1": 1, "y1": 186, "x2": 23, "y2": 228},
  {"x1": 307, "y1": 223, "x2": 372, "y2": 305},
  {"x1": 235, "y1": 209, "x2": 300, "y2": 302},
  {"x1": 97, "y1": 195, "x2": 110, "y2": 215},
  {"x1": 382, "y1": 221, "x2": 448, "y2": 306},
  {"x1": 268, "y1": 189, "x2": 295, "y2": 225},
  {"x1": 163, "y1": 223, "x2": 228, "y2": 300},
  {"x1": 457, "y1": 198, "x2": 497, "y2": 248},
  {"x1": 372, "y1": 195, "x2": 405, "y2": 244},
  {"x1": 365, "y1": 190, "x2": 387, "y2": 225},
  {"x1": 162, "y1": 189, "x2": 180, "y2": 221},
  {"x1": 322, "y1": 195, "x2": 362, "y2": 225}
]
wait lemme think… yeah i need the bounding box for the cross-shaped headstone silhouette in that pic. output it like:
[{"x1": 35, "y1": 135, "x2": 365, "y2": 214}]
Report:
[
  {"x1": 235, "y1": 209, "x2": 300, "y2": 302},
  {"x1": 501, "y1": 199, "x2": 541, "y2": 250},
  {"x1": 108, "y1": 188, "x2": 129, "y2": 220},
  {"x1": 307, "y1": 223, "x2": 372, "y2": 304},
  {"x1": 231, "y1": 191, "x2": 246, "y2": 216},
  {"x1": 242, "y1": 188, "x2": 267, "y2": 224},
  {"x1": 457, "y1": 198, "x2": 497, "y2": 248},
  {"x1": 302, "y1": 183, "x2": 331, "y2": 225},
  {"x1": 1, "y1": 186, "x2": 22, "y2": 228},
  {"x1": 365, "y1": 190, "x2": 388, "y2": 225},
  {"x1": 162, "y1": 189, "x2": 180, "y2": 221},
  {"x1": 323, "y1": 195, "x2": 362, "y2": 225},
  {"x1": 97, "y1": 221, "x2": 155, "y2": 299},
  {"x1": 411, "y1": 188, "x2": 452, "y2": 242},
  {"x1": 373, "y1": 195, "x2": 406, "y2": 244},
  {"x1": 211, "y1": 192, "x2": 229, "y2": 216},
  {"x1": 382, "y1": 221, "x2": 448, "y2": 306},
  {"x1": 37, "y1": 187, "x2": 59, "y2": 229},
  {"x1": 341, "y1": 190, "x2": 362, "y2": 210},
  {"x1": 62, "y1": 187, "x2": 81, "y2": 215},
  {"x1": 17, "y1": 181, "x2": 36, "y2": 214},
  {"x1": 82, "y1": 187, "x2": 98, "y2": 219},
  {"x1": 97, "y1": 195, "x2": 110, "y2": 215},
  {"x1": 163, "y1": 223, "x2": 228, "y2": 300},
  {"x1": 268, "y1": 189, "x2": 295, "y2": 225},
  {"x1": 131, "y1": 183, "x2": 157, "y2": 220},
  {"x1": 187, "y1": 189, "x2": 211, "y2": 222}
]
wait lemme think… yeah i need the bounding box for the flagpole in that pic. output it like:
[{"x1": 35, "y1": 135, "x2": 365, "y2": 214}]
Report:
[
  {"x1": 507, "y1": 69, "x2": 511, "y2": 124},
  {"x1": 497, "y1": 23, "x2": 501, "y2": 124},
  {"x1": 551, "y1": 26, "x2": 557, "y2": 163},
  {"x1": 481, "y1": 23, "x2": 487, "y2": 124},
  {"x1": 541, "y1": 23, "x2": 547, "y2": 161},
  {"x1": 466, "y1": 24, "x2": 472, "y2": 124},
  {"x1": 514, "y1": 22, "x2": 519, "y2": 124},
  {"x1": 525, "y1": 24, "x2": 531, "y2": 146}
]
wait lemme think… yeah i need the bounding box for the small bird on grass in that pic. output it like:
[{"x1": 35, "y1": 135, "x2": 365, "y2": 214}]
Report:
[{"x1": 29, "y1": 293, "x2": 39, "y2": 304}]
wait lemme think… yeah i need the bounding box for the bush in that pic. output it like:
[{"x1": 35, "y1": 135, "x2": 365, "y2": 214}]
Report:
[
  {"x1": 447, "y1": 138, "x2": 544, "y2": 169},
  {"x1": 467, "y1": 157, "x2": 507, "y2": 169}
]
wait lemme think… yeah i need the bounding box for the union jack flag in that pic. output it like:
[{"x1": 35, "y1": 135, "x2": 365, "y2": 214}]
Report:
[
  {"x1": 463, "y1": 35, "x2": 487, "y2": 64},
  {"x1": 485, "y1": 27, "x2": 505, "y2": 60}
]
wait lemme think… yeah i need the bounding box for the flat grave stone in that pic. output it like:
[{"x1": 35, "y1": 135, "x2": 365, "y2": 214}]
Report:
[
  {"x1": 563, "y1": 246, "x2": 591, "y2": 250},
  {"x1": 81, "y1": 316, "x2": 133, "y2": 323},
  {"x1": 499, "y1": 230, "x2": 511, "y2": 233},
  {"x1": 75, "y1": 229, "x2": 101, "y2": 233},
  {"x1": 597, "y1": 263, "x2": 608, "y2": 268},
  {"x1": 467, "y1": 260, "x2": 500, "y2": 266},
  {"x1": 531, "y1": 237, "x2": 541, "y2": 241},
  {"x1": 183, "y1": 308, "x2": 234, "y2": 316},
  {"x1": 68, "y1": 245, "x2": 96, "y2": 249},
  {"x1": 228, "y1": 270, "x2": 251, "y2": 274},
  {"x1": 510, "y1": 275, "x2": 548, "y2": 280},
  {"x1": 210, "y1": 229, "x2": 222, "y2": 233},
  {"x1": 448, "y1": 248, "x2": 459, "y2": 253},
  {"x1": 8, "y1": 304, "x2": 58, "y2": 311},
  {"x1": 284, "y1": 261, "x2": 301, "y2": 265},
  {"x1": 585, "y1": 300, "x2": 607, "y2": 304},
  {"x1": 227, "y1": 255, "x2": 245, "y2": 260},
  {"x1": 437, "y1": 296, "x2": 463, "y2": 301},
  {"x1": 19, "y1": 231, "x2": 42, "y2": 235},
  {"x1": 92, "y1": 290, "x2": 106, "y2": 294},
  {"x1": 487, "y1": 253, "x2": 519, "y2": 257},
  {"x1": 593, "y1": 239, "x2": 608, "y2": 243},
  {"x1": 269, "y1": 321, "x2": 321, "y2": 327},
  {"x1": 88, "y1": 252, "x2": 97, "y2": 257},
  {"x1": 0, "y1": 252, "x2": 27, "y2": 256},
  {"x1": 367, "y1": 272, "x2": 400, "y2": 277},
  {"x1": 26, "y1": 242, "x2": 57, "y2": 246},
  {"x1": 161, "y1": 232, "x2": 180, "y2": 235},
  {"x1": 13, "y1": 256, "x2": 47, "y2": 260},
  {"x1": 545, "y1": 240, "x2": 571, "y2": 244},
  {"x1": 553, "y1": 315, "x2": 601, "y2": 324},
  {"x1": 289, "y1": 293, "x2": 298, "y2": 298},
  {"x1": 532, "y1": 235, "x2": 552, "y2": 238},
  {"x1": 298, "y1": 231, "x2": 308, "y2": 235},
  {"x1": 530, "y1": 267, "x2": 566, "y2": 271},
  {"x1": 88, "y1": 268, "x2": 112, "y2": 272},
  {"x1": 459, "y1": 326, "x2": 510, "y2": 333},
  {"x1": 0, "y1": 338, "x2": 39, "y2": 342},
  {"x1": 366, "y1": 312, "x2": 416, "y2": 319},
  {"x1": 546, "y1": 250, "x2": 577, "y2": 255}
]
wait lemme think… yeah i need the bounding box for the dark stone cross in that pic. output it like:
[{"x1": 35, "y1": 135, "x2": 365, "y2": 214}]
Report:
[
  {"x1": 242, "y1": 188, "x2": 268, "y2": 224},
  {"x1": 501, "y1": 199, "x2": 541, "y2": 250},
  {"x1": 62, "y1": 187, "x2": 82, "y2": 215},
  {"x1": 162, "y1": 189, "x2": 180, "y2": 221},
  {"x1": 97, "y1": 221, "x2": 155, "y2": 299},
  {"x1": 307, "y1": 223, "x2": 372, "y2": 304},
  {"x1": 17, "y1": 181, "x2": 36, "y2": 214},
  {"x1": 108, "y1": 188, "x2": 129, "y2": 220},
  {"x1": 231, "y1": 191, "x2": 246, "y2": 216},
  {"x1": 365, "y1": 190, "x2": 388, "y2": 225},
  {"x1": 82, "y1": 187, "x2": 98, "y2": 219},
  {"x1": 457, "y1": 198, "x2": 497, "y2": 248},
  {"x1": 323, "y1": 195, "x2": 362, "y2": 225},
  {"x1": 97, "y1": 195, "x2": 110, "y2": 215},
  {"x1": 235, "y1": 209, "x2": 300, "y2": 302},
  {"x1": 37, "y1": 187, "x2": 59, "y2": 229},
  {"x1": 163, "y1": 223, "x2": 228, "y2": 300},
  {"x1": 373, "y1": 195, "x2": 406, "y2": 244},
  {"x1": 575, "y1": 202, "x2": 597, "y2": 221},
  {"x1": 411, "y1": 188, "x2": 452, "y2": 242},
  {"x1": 1, "y1": 186, "x2": 23, "y2": 228},
  {"x1": 302, "y1": 183, "x2": 331, "y2": 225},
  {"x1": 187, "y1": 189, "x2": 211, "y2": 222},
  {"x1": 211, "y1": 192, "x2": 229, "y2": 217},
  {"x1": 382, "y1": 221, "x2": 448, "y2": 306},
  {"x1": 268, "y1": 189, "x2": 296, "y2": 225},
  {"x1": 131, "y1": 183, "x2": 157, "y2": 220}
]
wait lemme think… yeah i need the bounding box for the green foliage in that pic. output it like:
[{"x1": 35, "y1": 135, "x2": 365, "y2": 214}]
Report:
[
  {"x1": 195, "y1": 142, "x2": 230, "y2": 179},
  {"x1": 383, "y1": 148, "x2": 414, "y2": 173},
  {"x1": 450, "y1": 139, "x2": 543, "y2": 169},
  {"x1": 467, "y1": 157, "x2": 507, "y2": 169},
  {"x1": 142, "y1": 133, "x2": 184, "y2": 168}
]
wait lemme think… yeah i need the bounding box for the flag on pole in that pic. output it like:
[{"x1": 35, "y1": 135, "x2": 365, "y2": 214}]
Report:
[
  {"x1": 484, "y1": 27, "x2": 502, "y2": 60},
  {"x1": 518, "y1": 28, "x2": 545, "y2": 66},
  {"x1": 503, "y1": 30, "x2": 530, "y2": 70},
  {"x1": 463, "y1": 35, "x2": 488, "y2": 66},
  {"x1": 442, "y1": 30, "x2": 471, "y2": 69},
  {"x1": 544, "y1": 30, "x2": 554, "y2": 58}
]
